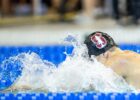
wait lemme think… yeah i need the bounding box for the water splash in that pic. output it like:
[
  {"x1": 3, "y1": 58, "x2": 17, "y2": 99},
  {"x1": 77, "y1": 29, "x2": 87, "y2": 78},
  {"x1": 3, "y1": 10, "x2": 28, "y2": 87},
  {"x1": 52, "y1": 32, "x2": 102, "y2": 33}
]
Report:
[{"x1": 0, "y1": 35, "x2": 135, "y2": 93}]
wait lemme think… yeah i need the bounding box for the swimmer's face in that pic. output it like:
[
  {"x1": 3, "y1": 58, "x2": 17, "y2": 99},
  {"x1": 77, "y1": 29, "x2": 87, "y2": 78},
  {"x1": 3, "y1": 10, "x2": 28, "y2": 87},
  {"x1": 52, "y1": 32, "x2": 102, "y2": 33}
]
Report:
[{"x1": 96, "y1": 52, "x2": 108, "y2": 60}]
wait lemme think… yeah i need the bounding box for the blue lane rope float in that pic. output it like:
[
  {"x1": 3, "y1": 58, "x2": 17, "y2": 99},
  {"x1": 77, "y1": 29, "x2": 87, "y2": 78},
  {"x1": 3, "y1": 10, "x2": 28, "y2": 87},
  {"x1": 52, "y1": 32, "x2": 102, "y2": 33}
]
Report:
[{"x1": 0, "y1": 92, "x2": 140, "y2": 100}]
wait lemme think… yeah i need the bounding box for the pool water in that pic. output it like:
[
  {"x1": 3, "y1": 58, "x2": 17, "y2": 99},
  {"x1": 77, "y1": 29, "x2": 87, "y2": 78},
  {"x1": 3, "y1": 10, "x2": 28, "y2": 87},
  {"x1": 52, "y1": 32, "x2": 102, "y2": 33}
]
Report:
[{"x1": 0, "y1": 44, "x2": 140, "y2": 99}]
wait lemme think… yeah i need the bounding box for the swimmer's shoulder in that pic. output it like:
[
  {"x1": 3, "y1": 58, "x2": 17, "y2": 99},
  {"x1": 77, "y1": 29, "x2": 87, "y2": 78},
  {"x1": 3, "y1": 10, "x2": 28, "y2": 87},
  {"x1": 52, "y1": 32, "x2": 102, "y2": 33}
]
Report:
[
  {"x1": 123, "y1": 50, "x2": 139, "y2": 55},
  {"x1": 121, "y1": 49, "x2": 140, "y2": 60},
  {"x1": 111, "y1": 47, "x2": 140, "y2": 58},
  {"x1": 114, "y1": 47, "x2": 139, "y2": 55}
]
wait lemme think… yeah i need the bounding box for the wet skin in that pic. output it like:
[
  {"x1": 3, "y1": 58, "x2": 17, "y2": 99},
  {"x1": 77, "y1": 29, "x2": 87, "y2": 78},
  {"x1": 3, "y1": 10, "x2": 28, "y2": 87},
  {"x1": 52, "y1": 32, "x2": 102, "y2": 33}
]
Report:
[{"x1": 96, "y1": 47, "x2": 140, "y2": 89}]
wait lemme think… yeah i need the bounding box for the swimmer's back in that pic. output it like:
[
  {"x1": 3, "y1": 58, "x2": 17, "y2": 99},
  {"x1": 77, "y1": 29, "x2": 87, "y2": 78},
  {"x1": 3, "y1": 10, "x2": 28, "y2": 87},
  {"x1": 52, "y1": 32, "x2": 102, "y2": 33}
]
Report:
[{"x1": 105, "y1": 48, "x2": 140, "y2": 89}]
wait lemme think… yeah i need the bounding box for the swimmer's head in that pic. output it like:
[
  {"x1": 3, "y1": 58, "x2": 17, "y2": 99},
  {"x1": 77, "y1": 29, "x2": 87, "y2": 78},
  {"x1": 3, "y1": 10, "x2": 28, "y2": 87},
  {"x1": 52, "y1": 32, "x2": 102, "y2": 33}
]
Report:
[{"x1": 84, "y1": 31, "x2": 117, "y2": 57}]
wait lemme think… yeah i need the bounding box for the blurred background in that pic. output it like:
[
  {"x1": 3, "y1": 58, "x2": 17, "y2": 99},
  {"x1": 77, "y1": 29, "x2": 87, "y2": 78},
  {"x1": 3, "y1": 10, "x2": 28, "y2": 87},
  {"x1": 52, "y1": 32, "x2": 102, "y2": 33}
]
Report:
[
  {"x1": 1, "y1": 0, "x2": 140, "y2": 93},
  {"x1": 0, "y1": 0, "x2": 140, "y2": 45}
]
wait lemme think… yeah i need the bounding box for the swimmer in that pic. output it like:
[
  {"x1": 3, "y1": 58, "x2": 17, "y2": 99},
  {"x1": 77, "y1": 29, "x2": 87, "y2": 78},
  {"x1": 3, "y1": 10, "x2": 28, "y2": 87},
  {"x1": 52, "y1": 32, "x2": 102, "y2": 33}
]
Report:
[{"x1": 84, "y1": 31, "x2": 140, "y2": 89}]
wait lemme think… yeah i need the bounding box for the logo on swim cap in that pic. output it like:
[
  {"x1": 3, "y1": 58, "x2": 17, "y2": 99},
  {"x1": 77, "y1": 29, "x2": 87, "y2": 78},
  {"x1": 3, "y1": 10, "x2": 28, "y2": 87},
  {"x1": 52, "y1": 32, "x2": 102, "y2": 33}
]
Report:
[{"x1": 90, "y1": 33, "x2": 107, "y2": 49}]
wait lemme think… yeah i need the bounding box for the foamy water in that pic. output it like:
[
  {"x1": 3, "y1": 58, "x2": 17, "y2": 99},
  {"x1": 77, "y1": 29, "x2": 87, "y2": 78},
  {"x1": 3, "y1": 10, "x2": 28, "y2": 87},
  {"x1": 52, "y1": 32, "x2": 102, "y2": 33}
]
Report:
[{"x1": 0, "y1": 35, "x2": 135, "y2": 93}]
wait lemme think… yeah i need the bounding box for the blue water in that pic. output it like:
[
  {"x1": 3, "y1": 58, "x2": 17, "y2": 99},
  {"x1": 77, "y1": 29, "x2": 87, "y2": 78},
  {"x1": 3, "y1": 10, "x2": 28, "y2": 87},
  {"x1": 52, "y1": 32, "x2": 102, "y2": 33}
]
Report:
[
  {"x1": 0, "y1": 44, "x2": 140, "y2": 91},
  {"x1": 0, "y1": 45, "x2": 73, "y2": 65},
  {"x1": 0, "y1": 44, "x2": 139, "y2": 66},
  {"x1": 0, "y1": 45, "x2": 74, "y2": 91},
  {"x1": 0, "y1": 44, "x2": 140, "y2": 100}
]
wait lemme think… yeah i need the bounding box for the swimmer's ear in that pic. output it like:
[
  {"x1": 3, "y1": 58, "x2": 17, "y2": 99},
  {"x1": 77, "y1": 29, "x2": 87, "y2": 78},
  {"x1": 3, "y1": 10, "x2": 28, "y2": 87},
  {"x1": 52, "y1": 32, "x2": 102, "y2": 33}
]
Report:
[{"x1": 103, "y1": 51, "x2": 110, "y2": 59}]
